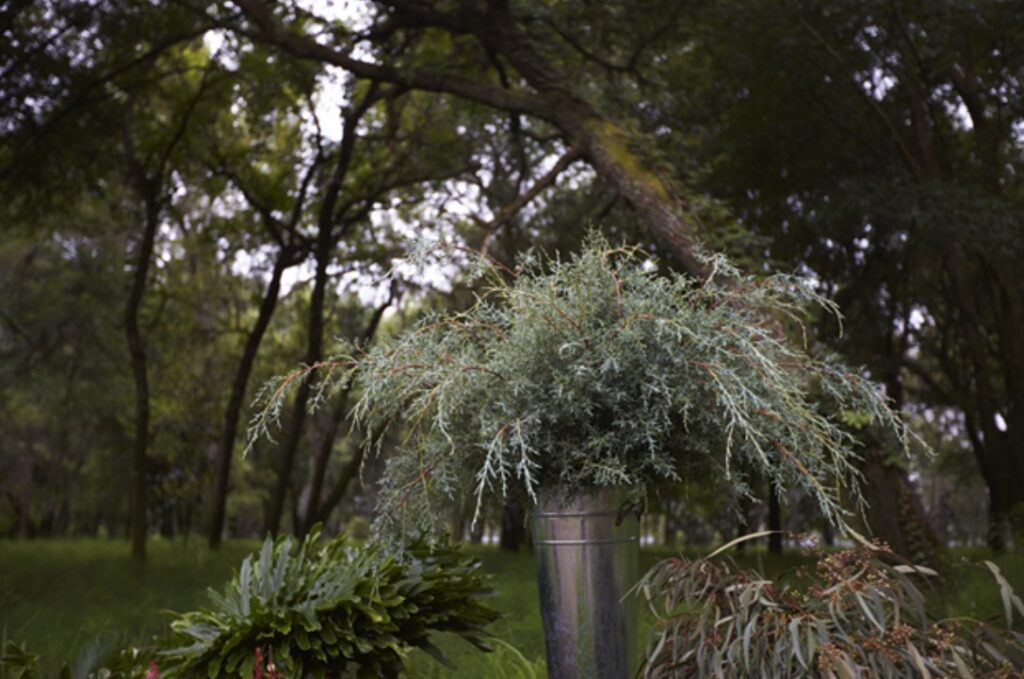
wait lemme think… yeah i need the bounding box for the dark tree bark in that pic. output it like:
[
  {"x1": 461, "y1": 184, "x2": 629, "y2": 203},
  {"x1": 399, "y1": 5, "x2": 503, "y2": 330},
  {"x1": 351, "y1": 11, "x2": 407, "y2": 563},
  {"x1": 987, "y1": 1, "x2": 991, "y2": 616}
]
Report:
[
  {"x1": 264, "y1": 98, "x2": 371, "y2": 535},
  {"x1": 860, "y1": 442, "x2": 941, "y2": 564},
  {"x1": 306, "y1": 416, "x2": 392, "y2": 530},
  {"x1": 208, "y1": 248, "x2": 292, "y2": 548},
  {"x1": 123, "y1": 193, "x2": 159, "y2": 561},
  {"x1": 206, "y1": 153, "x2": 319, "y2": 548},
  {"x1": 299, "y1": 395, "x2": 351, "y2": 533},
  {"x1": 499, "y1": 499, "x2": 526, "y2": 551},
  {"x1": 767, "y1": 481, "x2": 782, "y2": 555},
  {"x1": 469, "y1": 518, "x2": 485, "y2": 545},
  {"x1": 122, "y1": 102, "x2": 161, "y2": 563},
  {"x1": 119, "y1": 69, "x2": 211, "y2": 561},
  {"x1": 266, "y1": 231, "x2": 332, "y2": 536},
  {"x1": 663, "y1": 502, "x2": 678, "y2": 547},
  {"x1": 123, "y1": 178, "x2": 158, "y2": 563},
  {"x1": 822, "y1": 517, "x2": 835, "y2": 547},
  {"x1": 300, "y1": 292, "x2": 395, "y2": 535},
  {"x1": 451, "y1": 498, "x2": 467, "y2": 543},
  {"x1": 734, "y1": 493, "x2": 753, "y2": 555}
]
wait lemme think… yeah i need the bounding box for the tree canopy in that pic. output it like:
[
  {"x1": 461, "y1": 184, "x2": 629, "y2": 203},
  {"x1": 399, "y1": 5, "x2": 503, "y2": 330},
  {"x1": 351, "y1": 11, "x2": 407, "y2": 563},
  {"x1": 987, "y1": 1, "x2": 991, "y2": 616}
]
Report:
[{"x1": 1, "y1": 0, "x2": 1020, "y2": 554}]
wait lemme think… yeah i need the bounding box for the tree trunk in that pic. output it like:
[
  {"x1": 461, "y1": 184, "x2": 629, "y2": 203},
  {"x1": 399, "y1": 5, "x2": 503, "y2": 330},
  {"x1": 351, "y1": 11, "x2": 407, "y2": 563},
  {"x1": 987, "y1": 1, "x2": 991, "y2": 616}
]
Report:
[
  {"x1": 301, "y1": 294, "x2": 393, "y2": 535},
  {"x1": 208, "y1": 249, "x2": 290, "y2": 548},
  {"x1": 469, "y1": 519, "x2": 485, "y2": 544},
  {"x1": 313, "y1": 446, "x2": 367, "y2": 525},
  {"x1": 985, "y1": 473, "x2": 1024, "y2": 552},
  {"x1": 15, "y1": 457, "x2": 33, "y2": 539},
  {"x1": 734, "y1": 493, "x2": 753, "y2": 555},
  {"x1": 989, "y1": 498, "x2": 1009, "y2": 553},
  {"x1": 265, "y1": 228, "x2": 333, "y2": 535},
  {"x1": 500, "y1": 499, "x2": 526, "y2": 551},
  {"x1": 663, "y1": 502, "x2": 678, "y2": 547},
  {"x1": 822, "y1": 517, "x2": 835, "y2": 547},
  {"x1": 120, "y1": 83, "x2": 203, "y2": 561},
  {"x1": 124, "y1": 196, "x2": 159, "y2": 563},
  {"x1": 264, "y1": 96, "x2": 365, "y2": 536},
  {"x1": 860, "y1": 444, "x2": 940, "y2": 564},
  {"x1": 451, "y1": 499, "x2": 467, "y2": 543},
  {"x1": 767, "y1": 481, "x2": 783, "y2": 555}
]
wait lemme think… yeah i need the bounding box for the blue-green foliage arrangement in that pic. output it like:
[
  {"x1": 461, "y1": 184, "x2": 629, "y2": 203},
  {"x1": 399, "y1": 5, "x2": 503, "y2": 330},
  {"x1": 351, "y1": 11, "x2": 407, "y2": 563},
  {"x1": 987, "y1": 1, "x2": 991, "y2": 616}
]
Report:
[
  {"x1": 157, "y1": 529, "x2": 499, "y2": 678},
  {"x1": 252, "y1": 234, "x2": 920, "y2": 546}
]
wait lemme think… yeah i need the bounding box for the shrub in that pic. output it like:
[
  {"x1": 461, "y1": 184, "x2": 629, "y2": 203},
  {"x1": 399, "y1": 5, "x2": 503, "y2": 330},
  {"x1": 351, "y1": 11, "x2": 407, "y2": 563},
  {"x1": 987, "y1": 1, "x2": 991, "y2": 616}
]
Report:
[
  {"x1": 157, "y1": 529, "x2": 499, "y2": 678},
  {"x1": 637, "y1": 539, "x2": 1024, "y2": 678},
  {"x1": 251, "y1": 235, "x2": 920, "y2": 547}
]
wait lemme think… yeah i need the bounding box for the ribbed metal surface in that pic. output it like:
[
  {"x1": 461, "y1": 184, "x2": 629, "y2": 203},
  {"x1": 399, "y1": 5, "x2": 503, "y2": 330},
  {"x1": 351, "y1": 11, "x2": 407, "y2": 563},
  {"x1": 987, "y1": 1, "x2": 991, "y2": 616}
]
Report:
[{"x1": 531, "y1": 488, "x2": 639, "y2": 679}]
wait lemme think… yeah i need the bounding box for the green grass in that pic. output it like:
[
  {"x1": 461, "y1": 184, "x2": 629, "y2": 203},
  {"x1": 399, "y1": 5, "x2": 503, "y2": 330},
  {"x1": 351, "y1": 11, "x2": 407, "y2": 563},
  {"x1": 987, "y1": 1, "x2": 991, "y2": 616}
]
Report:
[
  {"x1": 1, "y1": 539, "x2": 1021, "y2": 677},
  {"x1": 403, "y1": 546, "x2": 819, "y2": 678},
  {"x1": 932, "y1": 548, "x2": 1024, "y2": 625},
  {"x1": 0, "y1": 538, "x2": 258, "y2": 676}
]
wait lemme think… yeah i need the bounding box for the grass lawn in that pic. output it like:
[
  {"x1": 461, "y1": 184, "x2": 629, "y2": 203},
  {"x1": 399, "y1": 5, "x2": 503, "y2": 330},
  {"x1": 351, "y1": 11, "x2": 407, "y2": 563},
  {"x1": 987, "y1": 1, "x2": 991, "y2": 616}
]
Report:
[
  {"x1": 1, "y1": 539, "x2": 1021, "y2": 677},
  {"x1": 0, "y1": 538, "x2": 259, "y2": 676}
]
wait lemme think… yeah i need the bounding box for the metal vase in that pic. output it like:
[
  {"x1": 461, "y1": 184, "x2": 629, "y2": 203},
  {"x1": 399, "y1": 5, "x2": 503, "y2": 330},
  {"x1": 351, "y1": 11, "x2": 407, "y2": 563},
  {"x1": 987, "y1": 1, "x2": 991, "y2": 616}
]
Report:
[{"x1": 531, "y1": 487, "x2": 639, "y2": 679}]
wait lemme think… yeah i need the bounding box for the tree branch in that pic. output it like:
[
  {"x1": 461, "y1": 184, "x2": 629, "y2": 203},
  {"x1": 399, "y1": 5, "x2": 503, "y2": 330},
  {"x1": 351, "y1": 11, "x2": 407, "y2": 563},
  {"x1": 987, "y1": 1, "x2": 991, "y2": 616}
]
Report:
[
  {"x1": 480, "y1": 143, "x2": 583, "y2": 254},
  {"x1": 230, "y1": 0, "x2": 548, "y2": 118},
  {"x1": 793, "y1": 11, "x2": 921, "y2": 178}
]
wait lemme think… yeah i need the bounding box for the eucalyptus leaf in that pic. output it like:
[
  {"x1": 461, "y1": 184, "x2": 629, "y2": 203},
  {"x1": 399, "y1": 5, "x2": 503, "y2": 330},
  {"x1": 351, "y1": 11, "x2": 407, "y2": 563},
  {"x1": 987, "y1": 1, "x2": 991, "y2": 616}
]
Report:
[{"x1": 638, "y1": 543, "x2": 1024, "y2": 678}]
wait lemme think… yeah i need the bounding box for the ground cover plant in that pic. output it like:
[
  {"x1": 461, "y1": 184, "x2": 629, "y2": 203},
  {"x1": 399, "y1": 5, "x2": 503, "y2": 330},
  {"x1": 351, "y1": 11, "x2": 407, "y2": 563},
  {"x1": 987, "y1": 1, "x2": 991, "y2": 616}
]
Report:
[
  {"x1": 158, "y1": 530, "x2": 498, "y2": 677},
  {"x1": 638, "y1": 538, "x2": 1024, "y2": 678}
]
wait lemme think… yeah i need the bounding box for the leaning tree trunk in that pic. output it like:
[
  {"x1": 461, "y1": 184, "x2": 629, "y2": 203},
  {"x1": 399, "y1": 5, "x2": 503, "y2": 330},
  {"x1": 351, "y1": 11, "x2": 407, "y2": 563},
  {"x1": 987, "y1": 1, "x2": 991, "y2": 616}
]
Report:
[
  {"x1": 265, "y1": 241, "x2": 329, "y2": 536},
  {"x1": 208, "y1": 249, "x2": 290, "y2": 548},
  {"x1": 235, "y1": 0, "x2": 712, "y2": 279},
  {"x1": 264, "y1": 98, "x2": 365, "y2": 536},
  {"x1": 301, "y1": 294, "x2": 393, "y2": 535}
]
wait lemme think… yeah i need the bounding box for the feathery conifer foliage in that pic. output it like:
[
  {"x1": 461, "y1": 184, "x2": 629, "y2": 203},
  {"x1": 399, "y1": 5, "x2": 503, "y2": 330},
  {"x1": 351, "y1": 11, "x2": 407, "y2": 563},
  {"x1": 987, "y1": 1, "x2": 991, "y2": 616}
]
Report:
[{"x1": 252, "y1": 234, "x2": 919, "y2": 545}]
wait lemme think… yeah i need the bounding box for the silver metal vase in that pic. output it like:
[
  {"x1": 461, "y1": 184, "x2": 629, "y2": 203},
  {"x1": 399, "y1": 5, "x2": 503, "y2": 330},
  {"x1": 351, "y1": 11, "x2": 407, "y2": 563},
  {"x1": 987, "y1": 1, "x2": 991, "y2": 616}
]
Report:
[{"x1": 531, "y1": 487, "x2": 639, "y2": 679}]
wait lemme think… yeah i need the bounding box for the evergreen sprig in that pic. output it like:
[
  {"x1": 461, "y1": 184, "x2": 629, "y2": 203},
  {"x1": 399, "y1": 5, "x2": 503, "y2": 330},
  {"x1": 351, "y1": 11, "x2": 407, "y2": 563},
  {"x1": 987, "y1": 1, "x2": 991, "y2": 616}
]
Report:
[{"x1": 254, "y1": 233, "x2": 921, "y2": 546}]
